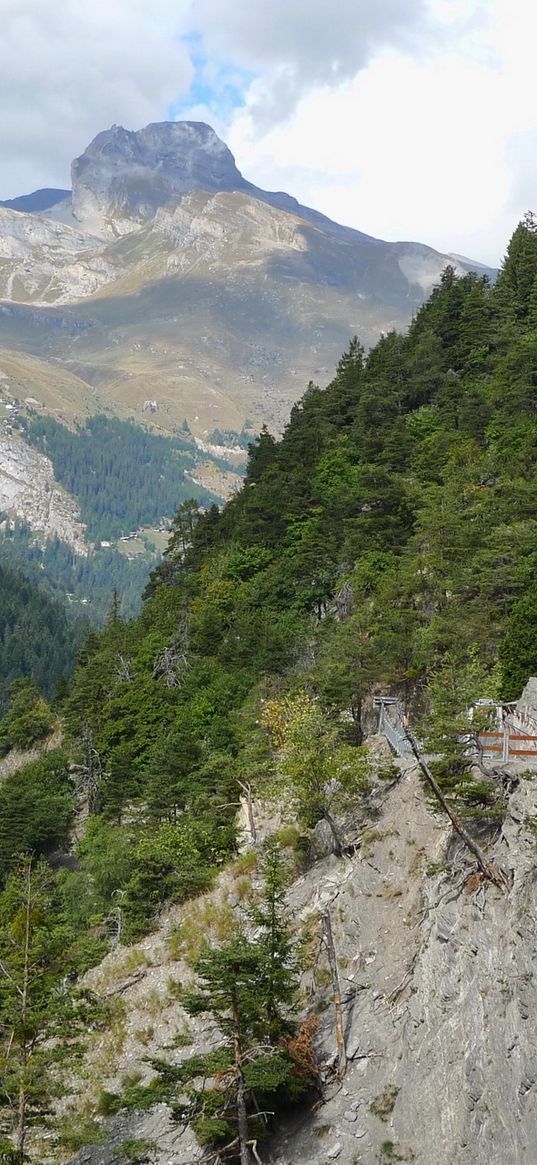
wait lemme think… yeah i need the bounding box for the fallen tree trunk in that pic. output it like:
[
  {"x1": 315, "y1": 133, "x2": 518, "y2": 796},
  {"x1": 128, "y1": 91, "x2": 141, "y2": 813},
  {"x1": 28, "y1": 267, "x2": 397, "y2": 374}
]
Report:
[
  {"x1": 403, "y1": 724, "x2": 507, "y2": 890},
  {"x1": 321, "y1": 909, "x2": 347, "y2": 1077}
]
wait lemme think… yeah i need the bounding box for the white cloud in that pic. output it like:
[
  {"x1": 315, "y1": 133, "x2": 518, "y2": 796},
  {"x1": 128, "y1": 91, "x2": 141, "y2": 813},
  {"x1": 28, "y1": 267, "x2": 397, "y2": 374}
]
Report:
[
  {"x1": 0, "y1": 0, "x2": 193, "y2": 197},
  {"x1": 193, "y1": 0, "x2": 429, "y2": 125},
  {"x1": 223, "y1": 0, "x2": 537, "y2": 264},
  {"x1": 1, "y1": 0, "x2": 536, "y2": 264},
  {"x1": 0, "y1": 0, "x2": 432, "y2": 196}
]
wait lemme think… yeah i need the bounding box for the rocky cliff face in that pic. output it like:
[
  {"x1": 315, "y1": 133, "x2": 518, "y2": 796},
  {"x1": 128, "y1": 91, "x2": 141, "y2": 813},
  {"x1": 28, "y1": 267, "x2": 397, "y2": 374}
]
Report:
[
  {"x1": 62, "y1": 752, "x2": 537, "y2": 1165},
  {"x1": 71, "y1": 122, "x2": 248, "y2": 234},
  {"x1": 0, "y1": 433, "x2": 87, "y2": 552},
  {"x1": 0, "y1": 207, "x2": 116, "y2": 304}
]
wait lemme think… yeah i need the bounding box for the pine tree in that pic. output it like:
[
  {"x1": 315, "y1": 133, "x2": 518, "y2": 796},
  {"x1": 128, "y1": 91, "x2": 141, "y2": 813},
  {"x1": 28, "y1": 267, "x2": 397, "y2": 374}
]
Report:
[
  {"x1": 149, "y1": 845, "x2": 310, "y2": 1163},
  {"x1": 246, "y1": 839, "x2": 298, "y2": 1042},
  {"x1": 0, "y1": 860, "x2": 88, "y2": 1158},
  {"x1": 495, "y1": 212, "x2": 537, "y2": 322},
  {"x1": 499, "y1": 583, "x2": 537, "y2": 700}
]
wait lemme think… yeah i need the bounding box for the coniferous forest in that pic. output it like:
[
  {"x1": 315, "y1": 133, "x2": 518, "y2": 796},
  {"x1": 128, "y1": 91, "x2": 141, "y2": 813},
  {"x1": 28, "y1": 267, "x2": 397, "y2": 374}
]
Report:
[
  {"x1": 3, "y1": 217, "x2": 537, "y2": 1161},
  {"x1": 21, "y1": 415, "x2": 219, "y2": 540}
]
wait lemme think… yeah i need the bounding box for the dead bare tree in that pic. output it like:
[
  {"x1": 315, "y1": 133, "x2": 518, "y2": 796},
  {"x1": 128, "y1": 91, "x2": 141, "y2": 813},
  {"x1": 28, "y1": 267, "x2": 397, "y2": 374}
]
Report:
[
  {"x1": 153, "y1": 620, "x2": 190, "y2": 688},
  {"x1": 115, "y1": 653, "x2": 134, "y2": 682},
  {"x1": 237, "y1": 780, "x2": 257, "y2": 845},
  {"x1": 334, "y1": 580, "x2": 355, "y2": 620},
  {"x1": 70, "y1": 725, "x2": 105, "y2": 813}
]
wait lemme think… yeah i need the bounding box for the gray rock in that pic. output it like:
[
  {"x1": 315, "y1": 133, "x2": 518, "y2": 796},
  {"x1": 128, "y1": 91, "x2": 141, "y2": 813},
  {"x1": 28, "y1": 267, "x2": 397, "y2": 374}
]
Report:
[{"x1": 66, "y1": 767, "x2": 537, "y2": 1165}]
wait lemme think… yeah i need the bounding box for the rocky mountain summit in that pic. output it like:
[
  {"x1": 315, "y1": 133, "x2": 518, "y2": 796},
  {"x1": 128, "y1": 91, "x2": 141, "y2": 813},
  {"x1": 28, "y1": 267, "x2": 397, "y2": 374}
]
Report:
[
  {"x1": 0, "y1": 121, "x2": 495, "y2": 436},
  {"x1": 70, "y1": 121, "x2": 250, "y2": 234}
]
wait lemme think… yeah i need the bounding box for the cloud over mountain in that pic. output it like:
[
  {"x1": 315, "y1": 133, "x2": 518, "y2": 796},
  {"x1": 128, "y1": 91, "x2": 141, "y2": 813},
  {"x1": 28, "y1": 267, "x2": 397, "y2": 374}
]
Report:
[
  {"x1": 0, "y1": 0, "x2": 193, "y2": 196},
  {"x1": 193, "y1": 0, "x2": 429, "y2": 124},
  {"x1": 1, "y1": 0, "x2": 429, "y2": 195}
]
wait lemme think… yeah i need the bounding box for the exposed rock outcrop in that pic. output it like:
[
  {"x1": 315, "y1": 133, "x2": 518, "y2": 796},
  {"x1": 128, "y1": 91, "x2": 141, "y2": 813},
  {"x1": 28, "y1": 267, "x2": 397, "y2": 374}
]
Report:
[
  {"x1": 71, "y1": 121, "x2": 248, "y2": 234},
  {"x1": 0, "y1": 207, "x2": 116, "y2": 304},
  {"x1": 0, "y1": 433, "x2": 87, "y2": 552},
  {"x1": 64, "y1": 760, "x2": 537, "y2": 1165}
]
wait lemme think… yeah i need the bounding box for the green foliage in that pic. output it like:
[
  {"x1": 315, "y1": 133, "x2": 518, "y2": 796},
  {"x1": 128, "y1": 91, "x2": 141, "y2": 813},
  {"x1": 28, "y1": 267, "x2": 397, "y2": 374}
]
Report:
[
  {"x1": 500, "y1": 582, "x2": 537, "y2": 699},
  {"x1": 112, "y1": 1140, "x2": 157, "y2": 1165},
  {"x1": 0, "y1": 679, "x2": 54, "y2": 755},
  {"x1": 0, "y1": 521, "x2": 154, "y2": 621},
  {"x1": 22, "y1": 414, "x2": 217, "y2": 541},
  {"x1": 55, "y1": 214, "x2": 537, "y2": 945},
  {"x1": 420, "y1": 648, "x2": 501, "y2": 815},
  {"x1": 0, "y1": 750, "x2": 74, "y2": 880},
  {"x1": 0, "y1": 562, "x2": 79, "y2": 711},
  {"x1": 4, "y1": 215, "x2": 537, "y2": 1154},
  {"x1": 121, "y1": 818, "x2": 220, "y2": 940},
  {"x1": 0, "y1": 859, "x2": 93, "y2": 1156},
  {"x1": 146, "y1": 849, "x2": 313, "y2": 1159},
  {"x1": 263, "y1": 693, "x2": 371, "y2": 852}
]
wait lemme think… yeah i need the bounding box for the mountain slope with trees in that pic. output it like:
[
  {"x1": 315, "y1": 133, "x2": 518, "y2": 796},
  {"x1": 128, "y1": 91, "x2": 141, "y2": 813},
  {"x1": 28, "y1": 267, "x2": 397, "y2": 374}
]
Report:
[
  {"x1": 54, "y1": 215, "x2": 537, "y2": 919},
  {"x1": 0, "y1": 562, "x2": 83, "y2": 711},
  {"x1": 1, "y1": 216, "x2": 537, "y2": 1163}
]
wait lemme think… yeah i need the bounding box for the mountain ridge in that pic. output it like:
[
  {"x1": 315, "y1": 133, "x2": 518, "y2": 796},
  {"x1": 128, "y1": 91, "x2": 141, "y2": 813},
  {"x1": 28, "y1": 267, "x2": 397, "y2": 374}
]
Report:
[{"x1": 0, "y1": 120, "x2": 496, "y2": 439}]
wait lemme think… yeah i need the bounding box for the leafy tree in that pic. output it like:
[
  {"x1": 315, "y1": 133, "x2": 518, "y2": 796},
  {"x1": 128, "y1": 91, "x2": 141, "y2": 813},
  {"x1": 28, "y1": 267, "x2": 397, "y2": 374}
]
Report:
[
  {"x1": 420, "y1": 647, "x2": 501, "y2": 815},
  {"x1": 499, "y1": 582, "x2": 537, "y2": 699},
  {"x1": 0, "y1": 680, "x2": 53, "y2": 756},
  {"x1": 122, "y1": 818, "x2": 227, "y2": 939},
  {"x1": 262, "y1": 693, "x2": 371, "y2": 853},
  {"x1": 0, "y1": 751, "x2": 74, "y2": 881}
]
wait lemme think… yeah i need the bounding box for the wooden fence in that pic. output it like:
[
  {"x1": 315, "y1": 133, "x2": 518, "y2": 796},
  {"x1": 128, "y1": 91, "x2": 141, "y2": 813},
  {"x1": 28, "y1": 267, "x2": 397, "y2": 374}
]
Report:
[{"x1": 478, "y1": 730, "x2": 537, "y2": 761}]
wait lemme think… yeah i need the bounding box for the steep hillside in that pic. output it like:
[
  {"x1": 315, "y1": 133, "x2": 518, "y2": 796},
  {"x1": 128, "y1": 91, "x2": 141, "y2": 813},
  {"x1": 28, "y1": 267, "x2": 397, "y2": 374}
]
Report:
[
  {"x1": 1, "y1": 217, "x2": 536, "y2": 1165},
  {"x1": 0, "y1": 430, "x2": 87, "y2": 551},
  {"x1": 0, "y1": 561, "x2": 81, "y2": 708},
  {"x1": 62, "y1": 761, "x2": 537, "y2": 1165},
  {"x1": 0, "y1": 410, "x2": 238, "y2": 622}
]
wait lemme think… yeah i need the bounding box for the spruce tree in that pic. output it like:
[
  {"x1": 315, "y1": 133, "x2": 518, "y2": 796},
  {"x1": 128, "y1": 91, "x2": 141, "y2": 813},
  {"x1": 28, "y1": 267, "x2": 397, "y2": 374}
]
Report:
[
  {"x1": 0, "y1": 860, "x2": 88, "y2": 1159},
  {"x1": 149, "y1": 844, "x2": 310, "y2": 1163}
]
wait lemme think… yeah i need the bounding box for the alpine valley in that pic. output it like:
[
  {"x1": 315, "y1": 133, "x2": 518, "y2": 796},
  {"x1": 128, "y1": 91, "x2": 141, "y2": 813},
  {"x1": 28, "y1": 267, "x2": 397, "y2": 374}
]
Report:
[
  {"x1": 0, "y1": 120, "x2": 495, "y2": 617},
  {"x1": 2, "y1": 210, "x2": 537, "y2": 1165}
]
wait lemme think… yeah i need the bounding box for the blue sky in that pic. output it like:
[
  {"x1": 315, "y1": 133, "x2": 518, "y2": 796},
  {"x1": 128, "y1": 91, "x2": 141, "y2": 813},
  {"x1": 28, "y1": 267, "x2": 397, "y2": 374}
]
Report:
[
  {"x1": 168, "y1": 33, "x2": 252, "y2": 125},
  {"x1": 0, "y1": 1, "x2": 535, "y2": 264}
]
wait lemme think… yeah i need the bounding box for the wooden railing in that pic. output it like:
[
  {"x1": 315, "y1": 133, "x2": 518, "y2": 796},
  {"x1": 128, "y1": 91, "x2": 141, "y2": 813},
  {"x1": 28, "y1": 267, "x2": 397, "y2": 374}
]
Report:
[{"x1": 478, "y1": 730, "x2": 537, "y2": 760}]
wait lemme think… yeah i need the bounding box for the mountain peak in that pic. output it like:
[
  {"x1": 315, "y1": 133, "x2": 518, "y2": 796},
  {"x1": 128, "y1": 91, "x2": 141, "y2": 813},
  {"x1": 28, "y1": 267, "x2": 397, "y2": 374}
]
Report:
[{"x1": 71, "y1": 119, "x2": 247, "y2": 230}]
